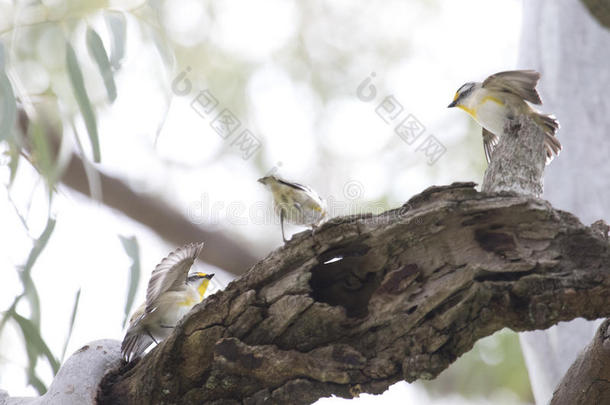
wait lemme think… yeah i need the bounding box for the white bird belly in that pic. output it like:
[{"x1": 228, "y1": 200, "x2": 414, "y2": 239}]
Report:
[
  {"x1": 273, "y1": 193, "x2": 326, "y2": 226},
  {"x1": 474, "y1": 99, "x2": 509, "y2": 136},
  {"x1": 146, "y1": 289, "x2": 199, "y2": 339}
]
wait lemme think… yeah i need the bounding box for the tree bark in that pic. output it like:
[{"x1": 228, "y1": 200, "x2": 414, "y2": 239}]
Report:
[
  {"x1": 518, "y1": 1, "x2": 610, "y2": 402},
  {"x1": 482, "y1": 116, "x2": 545, "y2": 197},
  {"x1": 97, "y1": 180, "x2": 610, "y2": 404},
  {"x1": 551, "y1": 317, "x2": 610, "y2": 404},
  {"x1": 581, "y1": 0, "x2": 610, "y2": 28}
]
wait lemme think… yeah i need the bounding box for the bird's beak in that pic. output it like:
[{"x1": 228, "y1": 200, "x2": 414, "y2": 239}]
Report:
[
  {"x1": 205, "y1": 273, "x2": 214, "y2": 280},
  {"x1": 257, "y1": 177, "x2": 265, "y2": 185},
  {"x1": 447, "y1": 100, "x2": 457, "y2": 108}
]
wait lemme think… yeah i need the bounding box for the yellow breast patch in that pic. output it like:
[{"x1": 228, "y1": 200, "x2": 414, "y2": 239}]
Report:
[
  {"x1": 198, "y1": 279, "x2": 211, "y2": 299},
  {"x1": 458, "y1": 105, "x2": 477, "y2": 119}
]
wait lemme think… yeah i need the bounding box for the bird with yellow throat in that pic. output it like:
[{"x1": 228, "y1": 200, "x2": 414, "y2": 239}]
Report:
[
  {"x1": 121, "y1": 242, "x2": 213, "y2": 361},
  {"x1": 448, "y1": 70, "x2": 561, "y2": 163}
]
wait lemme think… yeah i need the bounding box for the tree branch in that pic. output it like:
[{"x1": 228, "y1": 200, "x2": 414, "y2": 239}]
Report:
[
  {"x1": 581, "y1": 0, "x2": 610, "y2": 28},
  {"x1": 551, "y1": 317, "x2": 610, "y2": 404},
  {"x1": 98, "y1": 182, "x2": 610, "y2": 404},
  {"x1": 16, "y1": 109, "x2": 259, "y2": 275},
  {"x1": 60, "y1": 151, "x2": 259, "y2": 275}
]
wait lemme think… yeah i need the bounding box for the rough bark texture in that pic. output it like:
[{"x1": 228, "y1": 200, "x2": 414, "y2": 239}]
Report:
[
  {"x1": 551, "y1": 317, "x2": 610, "y2": 405},
  {"x1": 97, "y1": 181, "x2": 610, "y2": 404},
  {"x1": 518, "y1": 1, "x2": 610, "y2": 402},
  {"x1": 1, "y1": 340, "x2": 121, "y2": 405},
  {"x1": 482, "y1": 116, "x2": 545, "y2": 197}
]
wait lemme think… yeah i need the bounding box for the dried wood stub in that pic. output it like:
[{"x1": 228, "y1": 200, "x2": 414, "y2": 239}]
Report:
[{"x1": 482, "y1": 115, "x2": 546, "y2": 197}]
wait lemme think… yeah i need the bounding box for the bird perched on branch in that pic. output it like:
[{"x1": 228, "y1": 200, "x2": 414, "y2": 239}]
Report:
[
  {"x1": 121, "y1": 242, "x2": 213, "y2": 362},
  {"x1": 258, "y1": 175, "x2": 326, "y2": 243},
  {"x1": 448, "y1": 70, "x2": 561, "y2": 164}
]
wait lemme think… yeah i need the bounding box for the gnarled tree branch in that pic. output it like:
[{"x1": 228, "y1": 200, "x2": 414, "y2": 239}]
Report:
[{"x1": 98, "y1": 182, "x2": 610, "y2": 404}]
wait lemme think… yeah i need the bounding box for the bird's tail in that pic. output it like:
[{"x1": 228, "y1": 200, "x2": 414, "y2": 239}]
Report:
[
  {"x1": 121, "y1": 328, "x2": 154, "y2": 362},
  {"x1": 535, "y1": 113, "x2": 561, "y2": 164}
]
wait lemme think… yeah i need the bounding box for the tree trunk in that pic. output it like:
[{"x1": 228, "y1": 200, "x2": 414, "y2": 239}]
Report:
[
  {"x1": 517, "y1": 1, "x2": 610, "y2": 402},
  {"x1": 551, "y1": 317, "x2": 610, "y2": 404}
]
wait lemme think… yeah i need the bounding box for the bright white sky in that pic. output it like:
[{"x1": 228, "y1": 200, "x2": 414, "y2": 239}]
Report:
[{"x1": 0, "y1": 0, "x2": 523, "y2": 402}]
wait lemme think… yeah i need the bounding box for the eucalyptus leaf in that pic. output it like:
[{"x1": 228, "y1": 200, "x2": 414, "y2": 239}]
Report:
[
  {"x1": 86, "y1": 27, "x2": 117, "y2": 103},
  {"x1": 0, "y1": 67, "x2": 16, "y2": 142},
  {"x1": 27, "y1": 373, "x2": 47, "y2": 396},
  {"x1": 65, "y1": 41, "x2": 100, "y2": 162},
  {"x1": 28, "y1": 120, "x2": 53, "y2": 191},
  {"x1": 119, "y1": 235, "x2": 140, "y2": 328},
  {"x1": 20, "y1": 273, "x2": 42, "y2": 331},
  {"x1": 11, "y1": 311, "x2": 60, "y2": 375},
  {"x1": 21, "y1": 215, "x2": 55, "y2": 329},
  {"x1": 61, "y1": 288, "x2": 81, "y2": 362},
  {"x1": 104, "y1": 11, "x2": 127, "y2": 70},
  {"x1": 23, "y1": 215, "x2": 56, "y2": 278},
  {"x1": 8, "y1": 137, "x2": 19, "y2": 185}
]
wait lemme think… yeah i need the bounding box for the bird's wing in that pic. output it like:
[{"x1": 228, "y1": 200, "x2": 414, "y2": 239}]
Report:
[
  {"x1": 276, "y1": 178, "x2": 325, "y2": 207},
  {"x1": 482, "y1": 128, "x2": 500, "y2": 164},
  {"x1": 276, "y1": 178, "x2": 313, "y2": 194},
  {"x1": 145, "y1": 242, "x2": 204, "y2": 313},
  {"x1": 121, "y1": 327, "x2": 154, "y2": 362},
  {"x1": 482, "y1": 70, "x2": 542, "y2": 105}
]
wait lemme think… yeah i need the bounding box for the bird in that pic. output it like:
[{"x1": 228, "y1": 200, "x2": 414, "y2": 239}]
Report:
[
  {"x1": 258, "y1": 175, "x2": 327, "y2": 243},
  {"x1": 121, "y1": 242, "x2": 214, "y2": 362},
  {"x1": 448, "y1": 70, "x2": 561, "y2": 164}
]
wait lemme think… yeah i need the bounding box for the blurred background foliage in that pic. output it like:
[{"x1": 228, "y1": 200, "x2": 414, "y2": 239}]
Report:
[{"x1": 0, "y1": 0, "x2": 532, "y2": 403}]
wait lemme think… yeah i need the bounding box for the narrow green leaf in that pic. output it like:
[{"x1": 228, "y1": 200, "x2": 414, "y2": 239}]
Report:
[
  {"x1": 7, "y1": 137, "x2": 20, "y2": 185},
  {"x1": 21, "y1": 216, "x2": 55, "y2": 329},
  {"x1": 65, "y1": 41, "x2": 100, "y2": 162},
  {"x1": 0, "y1": 43, "x2": 16, "y2": 142},
  {"x1": 23, "y1": 216, "x2": 56, "y2": 278},
  {"x1": 104, "y1": 11, "x2": 126, "y2": 70},
  {"x1": 0, "y1": 300, "x2": 19, "y2": 336},
  {"x1": 86, "y1": 27, "x2": 117, "y2": 103},
  {"x1": 119, "y1": 235, "x2": 140, "y2": 328},
  {"x1": 11, "y1": 311, "x2": 60, "y2": 375},
  {"x1": 19, "y1": 316, "x2": 42, "y2": 393},
  {"x1": 27, "y1": 373, "x2": 46, "y2": 396},
  {"x1": 28, "y1": 120, "x2": 53, "y2": 190},
  {"x1": 60, "y1": 288, "x2": 81, "y2": 362},
  {"x1": 20, "y1": 273, "x2": 42, "y2": 331}
]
